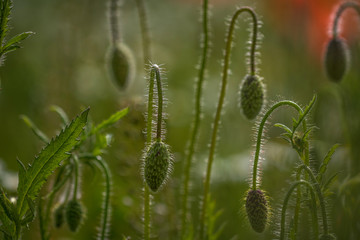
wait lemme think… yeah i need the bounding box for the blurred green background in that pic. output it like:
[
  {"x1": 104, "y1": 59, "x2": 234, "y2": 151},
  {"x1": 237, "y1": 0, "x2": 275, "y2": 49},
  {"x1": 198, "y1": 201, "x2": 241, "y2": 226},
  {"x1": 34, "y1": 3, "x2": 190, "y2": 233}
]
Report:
[{"x1": 0, "y1": 0, "x2": 359, "y2": 239}]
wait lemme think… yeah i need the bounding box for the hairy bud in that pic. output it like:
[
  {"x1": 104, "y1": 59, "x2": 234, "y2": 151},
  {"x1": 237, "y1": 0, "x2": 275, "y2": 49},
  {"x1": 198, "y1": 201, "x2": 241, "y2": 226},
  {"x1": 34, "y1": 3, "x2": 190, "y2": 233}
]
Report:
[
  {"x1": 245, "y1": 189, "x2": 269, "y2": 233},
  {"x1": 144, "y1": 141, "x2": 170, "y2": 192},
  {"x1": 65, "y1": 199, "x2": 85, "y2": 232},
  {"x1": 240, "y1": 75, "x2": 264, "y2": 120},
  {"x1": 320, "y1": 234, "x2": 337, "y2": 240},
  {"x1": 106, "y1": 43, "x2": 135, "y2": 91},
  {"x1": 324, "y1": 37, "x2": 349, "y2": 82}
]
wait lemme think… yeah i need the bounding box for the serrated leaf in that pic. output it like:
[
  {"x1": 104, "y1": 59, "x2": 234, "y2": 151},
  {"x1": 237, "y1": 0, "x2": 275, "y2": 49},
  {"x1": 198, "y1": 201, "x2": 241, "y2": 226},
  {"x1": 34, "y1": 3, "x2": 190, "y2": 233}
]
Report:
[
  {"x1": 274, "y1": 123, "x2": 292, "y2": 134},
  {"x1": 92, "y1": 107, "x2": 128, "y2": 134},
  {"x1": 3, "y1": 31, "x2": 33, "y2": 50},
  {"x1": 50, "y1": 105, "x2": 69, "y2": 126},
  {"x1": 0, "y1": 188, "x2": 15, "y2": 222},
  {"x1": 20, "y1": 115, "x2": 49, "y2": 143},
  {"x1": 323, "y1": 172, "x2": 339, "y2": 191},
  {"x1": 0, "y1": 0, "x2": 11, "y2": 45},
  {"x1": 317, "y1": 144, "x2": 340, "y2": 183},
  {"x1": 293, "y1": 94, "x2": 317, "y2": 133},
  {"x1": 16, "y1": 108, "x2": 89, "y2": 217}
]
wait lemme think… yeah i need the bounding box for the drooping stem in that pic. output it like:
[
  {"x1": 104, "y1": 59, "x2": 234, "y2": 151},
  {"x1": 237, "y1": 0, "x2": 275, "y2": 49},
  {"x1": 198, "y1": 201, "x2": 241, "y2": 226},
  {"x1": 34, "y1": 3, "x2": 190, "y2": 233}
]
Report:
[
  {"x1": 199, "y1": 7, "x2": 259, "y2": 239},
  {"x1": 181, "y1": 0, "x2": 210, "y2": 236},
  {"x1": 94, "y1": 157, "x2": 112, "y2": 240},
  {"x1": 252, "y1": 100, "x2": 303, "y2": 190},
  {"x1": 135, "y1": 0, "x2": 152, "y2": 64},
  {"x1": 72, "y1": 156, "x2": 80, "y2": 200},
  {"x1": 332, "y1": 1, "x2": 360, "y2": 37},
  {"x1": 280, "y1": 180, "x2": 317, "y2": 240},
  {"x1": 109, "y1": 0, "x2": 121, "y2": 45},
  {"x1": 143, "y1": 65, "x2": 158, "y2": 240},
  {"x1": 154, "y1": 66, "x2": 163, "y2": 141}
]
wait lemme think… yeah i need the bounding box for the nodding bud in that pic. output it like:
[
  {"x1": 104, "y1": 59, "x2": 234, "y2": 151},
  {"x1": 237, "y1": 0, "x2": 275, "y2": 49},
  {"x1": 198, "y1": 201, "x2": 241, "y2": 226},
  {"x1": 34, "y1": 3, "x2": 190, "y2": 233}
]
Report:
[
  {"x1": 240, "y1": 75, "x2": 264, "y2": 120},
  {"x1": 53, "y1": 203, "x2": 65, "y2": 228},
  {"x1": 144, "y1": 141, "x2": 170, "y2": 192},
  {"x1": 324, "y1": 37, "x2": 349, "y2": 82},
  {"x1": 65, "y1": 199, "x2": 85, "y2": 232},
  {"x1": 320, "y1": 234, "x2": 337, "y2": 240},
  {"x1": 107, "y1": 43, "x2": 135, "y2": 91},
  {"x1": 245, "y1": 189, "x2": 269, "y2": 233}
]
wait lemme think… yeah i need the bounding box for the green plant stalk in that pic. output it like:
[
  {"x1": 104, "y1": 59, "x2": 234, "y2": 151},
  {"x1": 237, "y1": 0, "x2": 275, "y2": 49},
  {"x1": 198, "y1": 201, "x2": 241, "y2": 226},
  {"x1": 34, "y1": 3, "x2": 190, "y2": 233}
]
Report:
[
  {"x1": 95, "y1": 157, "x2": 112, "y2": 240},
  {"x1": 181, "y1": 0, "x2": 209, "y2": 236},
  {"x1": 109, "y1": 0, "x2": 121, "y2": 45},
  {"x1": 135, "y1": 0, "x2": 152, "y2": 64},
  {"x1": 298, "y1": 164, "x2": 329, "y2": 235},
  {"x1": 199, "y1": 7, "x2": 258, "y2": 239},
  {"x1": 154, "y1": 66, "x2": 163, "y2": 141},
  {"x1": 72, "y1": 156, "x2": 80, "y2": 200},
  {"x1": 143, "y1": 66, "x2": 156, "y2": 240},
  {"x1": 252, "y1": 100, "x2": 303, "y2": 190},
  {"x1": 332, "y1": 1, "x2": 360, "y2": 37},
  {"x1": 38, "y1": 198, "x2": 48, "y2": 240},
  {"x1": 280, "y1": 180, "x2": 317, "y2": 240}
]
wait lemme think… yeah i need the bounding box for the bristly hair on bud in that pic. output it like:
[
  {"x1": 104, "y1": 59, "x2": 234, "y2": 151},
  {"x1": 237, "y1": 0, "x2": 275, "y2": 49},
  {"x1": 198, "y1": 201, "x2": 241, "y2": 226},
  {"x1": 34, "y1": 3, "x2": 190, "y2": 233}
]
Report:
[
  {"x1": 245, "y1": 189, "x2": 269, "y2": 233},
  {"x1": 106, "y1": 43, "x2": 135, "y2": 91},
  {"x1": 143, "y1": 140, "x2": 172, "y2": 192},
  {"x1": 65, "y1": 199, "x2": 86, "y2": 232},
  {"x1": 323, "y1": 37, "x2": 349, "y2": 82},
  {"x1": 240, "y1": 75, "x2": 265, "y2": 120}
]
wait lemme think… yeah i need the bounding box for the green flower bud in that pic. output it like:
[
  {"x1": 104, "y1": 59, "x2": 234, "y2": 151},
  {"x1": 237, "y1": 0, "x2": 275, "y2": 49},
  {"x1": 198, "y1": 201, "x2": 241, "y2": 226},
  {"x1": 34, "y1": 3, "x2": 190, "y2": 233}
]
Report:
[
  {"x1": 240, "y1": 75, "x2": 264, "y2": 120},
  {"x1": 106, "y1": 43, "x2": 135, "y2": 91},
  {"x1": 144, "y1": 141, "x2": 170, "y2": 192},
  {"x1": 65, "y1": 199, "x2": 85, "y2": 232},
  {"x1": 324, "y1": 37, "x2": 349, "y2": 82},
  {"x1": 53, "y1": 203, "x2": 65, "y2": 228},
  {"x1": 245, "y1": 189, "x2": 269, "y2": 233}
]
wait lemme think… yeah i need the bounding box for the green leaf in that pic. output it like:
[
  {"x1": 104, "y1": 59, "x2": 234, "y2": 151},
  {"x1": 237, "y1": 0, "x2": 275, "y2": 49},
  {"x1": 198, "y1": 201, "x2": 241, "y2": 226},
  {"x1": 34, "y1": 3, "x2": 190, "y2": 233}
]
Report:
[
  {"x1": 274, "y1": 123, "x2": 292, "y2": 134},
  {"x1": 0, "y1": 188, "x2": 15, "y2": 222},
  {"x1": 16, "y1": 108, "x2": 89, "y2": 217},
  {"x1": 0, "y1": 0, "x2": 11, "y2": 45},
  {"x1": 323, "y1": 172, "x2": 340, "y2": 192},
  {"x1": 92, "y1": 107, "x2": 128, "y2": 134},
  {"x1": 293, "y1": 94, "x2": 317, "y2": 133},
  {"x1": 317, "y1": 144, "x2": 340, "y2": 183},
  {"x1": 20, "y1": 115, "x2": 49, "y2": 143},
  {"x1": 3, "y1": 31, "x2": 33, "y2": 50},
  {"x1": 50, "y1": 105, "x2": 69, "y2": 126}
]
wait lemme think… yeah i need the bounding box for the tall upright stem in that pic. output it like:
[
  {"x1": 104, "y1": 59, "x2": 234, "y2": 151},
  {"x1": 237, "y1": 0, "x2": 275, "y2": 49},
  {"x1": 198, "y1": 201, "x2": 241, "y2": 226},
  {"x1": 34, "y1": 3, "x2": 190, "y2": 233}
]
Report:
[
  {"x1": 181, "y1": 0, "x2": 210, "y2": 235},
  {"x1": 109, "y1": 0, "x2": 121, "y2": 45},
  {"x1": 199, "y1": 7, "x2": 259, "y2": 239}
]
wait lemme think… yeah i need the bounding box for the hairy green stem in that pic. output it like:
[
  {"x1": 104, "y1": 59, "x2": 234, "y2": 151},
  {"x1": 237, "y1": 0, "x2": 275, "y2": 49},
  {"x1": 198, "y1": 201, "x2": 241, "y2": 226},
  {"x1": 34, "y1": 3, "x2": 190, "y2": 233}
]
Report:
[
  {"x1": 94, "y1": 157, "x2": 112, "y2": 240},
  {"x1": 252, "y1": 100, "x2": 302, "y2": 190},
  {"x1": 72, "y1": 156, "x2": 80, "y2": 200},
  {"x1": 109, "y1": 0, "x2": 121, "y2": 45},
  {"x1": 280, "y1": 180, "x2": 317, "y2": 240},
  {"x1": 181, "y1": 0, "x2": 210, "y2": 237},
  {"x1": 143, "y1": 65, "x2": 158, "y2": 240},
  {"x1": 298, "y1": 164, "x2": 329, "y2": 235},
  {"x1": 332, "y1": 1, "x2": 360, "y2": 37},
  {"x1": 199, "y1": 7, "x2": 259, "y2": 239},
  {"x1": 154, "y1": 66, "x2": 163, "y2": 141},
  {"x1": 135, "y1": 0, "x2": 152, "y2": 64}
]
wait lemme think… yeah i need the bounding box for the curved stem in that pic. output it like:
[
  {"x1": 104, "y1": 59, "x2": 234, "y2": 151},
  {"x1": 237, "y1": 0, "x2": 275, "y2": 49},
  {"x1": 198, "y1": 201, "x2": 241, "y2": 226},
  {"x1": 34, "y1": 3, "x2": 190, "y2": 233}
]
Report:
[
  {"x1": 94, "y1": 157, "x2": 112, "y2": 240},
  {"x1": 181, "y1": 0, "x2": 210, "y2": 237},
  {"x1": 143, "y1": 65, "x2": 158, "y2": 240},
  {"x1": 153, "y1": 65, "x2": 163, "y2": 141},
  {"x1": 280, "y1": 180, "x2": 317, "y2": 240},
  {"x1": 109, "y1": 0, "x2": 121, "y2": 45},
  {"x1": 332, "y1": 2, "x2": 360, "y2": 37},
  {"x1": 298, "y1": 164, "x2": 329, "y2": 235},
  {"x1": 252, "y1": 100, "x2": 303, "y2": 190},
  {"x1": 135, "y1": 0, "x2": 152, "y2": 64},
  {"x1": 72, "y1": 156, "x2": 80, "y2": 200},
  {"x1": 199, "y1": 7, "x2": 259, "y2": 239},
  {"x1": 247, "y1": 8, "x2": 258, "y2": 75}
]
